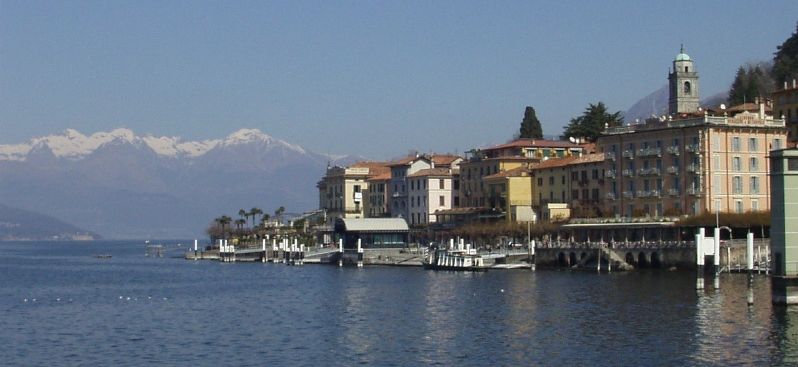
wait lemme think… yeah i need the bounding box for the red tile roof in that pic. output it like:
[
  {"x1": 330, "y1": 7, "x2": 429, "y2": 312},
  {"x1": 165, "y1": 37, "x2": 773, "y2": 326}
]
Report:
[
  {"x1": 482, "y1": 138, "x2": 581, "y2": 151},
  {"x1": 408, "y1": 168, "x2": 458, "y2": 178}
]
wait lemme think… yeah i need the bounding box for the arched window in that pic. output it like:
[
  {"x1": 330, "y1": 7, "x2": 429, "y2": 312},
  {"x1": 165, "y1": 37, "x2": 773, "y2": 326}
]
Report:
[
  {"x1": 684, "y1": 81, "x2": 691, "y2": 95},
  {"x1": 685, "y1": 66, "x2": 689, "y2": 72}
]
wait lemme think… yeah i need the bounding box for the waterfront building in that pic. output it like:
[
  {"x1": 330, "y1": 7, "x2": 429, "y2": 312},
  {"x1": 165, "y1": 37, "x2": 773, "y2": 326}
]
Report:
[
  {"x1": 530, "y1": 153, "x2": 607, "y2": 219},
  {"x1": 599, "y1": 108, "x2": 786, "y2": 217},
  {"x1": 365, "y1": 171, "x2": 391, "y2": 218},
  {"x1": 388, "y1": 154, "x2": 461, "y2": 220},
  {"x1": 333, "y1": 217, "x2": 409, "y2": 249},
  {"x1": 483, "y1": 166, "x2": 535, "y2": 222},
  {"x1": 598, "y1": 49, "x2": 787, "y2": 217},
  {"x1": 459, "y1": 139, "x2": 583, "y2": 209},
  {"x1": 406, "y1": 168, "x2": 460, "y2": 226},
  {"x1": 773, "y1": 78, "x2": 798, "y2": 141},
  {"x1": 317, "y1": 161, "x2": 391, "y2": 221}
]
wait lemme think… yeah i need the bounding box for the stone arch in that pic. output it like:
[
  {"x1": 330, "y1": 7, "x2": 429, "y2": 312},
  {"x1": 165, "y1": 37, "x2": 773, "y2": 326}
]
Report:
[
  {"x1": 625, "y1": 252, "x2": 636, "y2": 265},
  {"x1": 558, "y1": 252, "x2": 567, "y2": 267},
  {"x1": 638, "y1": 252, "x2": 649, "y2": 268},
  {"x1": 580, "y1": 252, "x2": 587, "y2": 261},
  {"x1": 651, "y1": 252, "x2": 662, "y2": 268},
  {"x1": 569, "y1": 252, "x2": 577, "y2": 267},
  {"x1": 684, "y1": 81, "x2": 691, "y2": 95}
]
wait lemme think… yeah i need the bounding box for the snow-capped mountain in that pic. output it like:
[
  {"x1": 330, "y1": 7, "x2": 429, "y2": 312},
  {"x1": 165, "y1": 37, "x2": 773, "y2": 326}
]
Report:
[
  {"x1": 0, "y1": 128, "x2": 307, "y2": 161},
  {"x1": 0, "y1": 128, "x2": 352, "y2": 239}
]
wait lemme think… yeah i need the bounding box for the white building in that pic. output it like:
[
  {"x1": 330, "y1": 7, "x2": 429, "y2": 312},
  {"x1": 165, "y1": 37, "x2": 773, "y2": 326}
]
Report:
[{"x1": 407, "y1": 168, "x2": 460, "y2": 226}]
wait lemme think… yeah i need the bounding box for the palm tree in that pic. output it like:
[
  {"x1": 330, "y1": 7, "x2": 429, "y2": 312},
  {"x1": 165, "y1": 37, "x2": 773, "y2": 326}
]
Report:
[
  {"x1": 260, "y1": 213, "x2": 271, "y2": 227},
  {"x1": 217, "y1": 215, "x2": 232, "y2": 240},
  {"x1": 238, "y1": 209, "x2": 247, "y2": 227},
  {"x1": 249, "y1": 207, "x2": 263, "y2": 228},
  {"x1": 235, "y1": 218, "x2": 246, "y2": 231}
]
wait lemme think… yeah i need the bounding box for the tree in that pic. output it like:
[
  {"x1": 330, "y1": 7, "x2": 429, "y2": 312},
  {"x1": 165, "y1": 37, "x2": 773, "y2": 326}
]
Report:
[
  {"x1": 519, "y1": 106, "x2": 543, "y2": 139},
  {"x1": 235, "y1": 218, "x2": 246, "y2": 231},
  {"x1": 260, "y1": 213, "x2": 271, "y2": 227},
  {"x1": 215, "y1": 215, "x2": 232, "y2": 240},
  {"x1": 773, "y1": 21, "x2": 798, "y2": 85},
  {"x1": 249, "y1": 207, "x2": 263, "y2": 228},
  {"x1": 728, "y1": 63, "x2": 774, "y2": 105},
  {"x1": 238, "y1": 208, "x2": 247, "y2": 228},
  {"x1": 561, "y1": 102, "x2": 623, "y2": 142}
]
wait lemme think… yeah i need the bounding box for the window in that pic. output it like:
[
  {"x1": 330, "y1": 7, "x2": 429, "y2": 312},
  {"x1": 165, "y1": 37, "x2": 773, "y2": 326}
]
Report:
[
  {"x1": 712, "y1": 137, "x2": 720, "y2": 152},
  {"x1": 562, "y1": 176, "x2": 566, "y2": 184},
  {"x1": 732, "y1": 137, "x2": 741, "y2": 152},
  {"x1": 439, "y1": 196, "x2": 445, "y2": 206},
  {"x1": 750, "y1": 176, "x2": 760, "y2": 194},
  {"x1": 732, "y1": 157, "x2": 741, "y2": 171},
  {"x1": 749, "y1": 138, "x2": 758, "y2": 152},
  {"x1": 453, "y1": 180, "x2": 459, "y2": 190},
  {"x1": 572, "y1": 189, "x2": 579, "y2": 199},
  {"x1": 751, "y1": 200, "x2": 758, "y2": 211},
  {"x1": 592, "y1": 169, "x2": 599, "y2": 179},
  {"x1": 774, "y1": 138, "x2": 783, "y2": 150},
  {"x1": 735, "y1": 200, "x2": 743, "y2": 213},
  {"x1": 591, "y1": 188, "x2": 599, "y2": 201},
  {"x1": 714, "y1": 175, "x2": 721, "y2": 194},
  {"x1": 684, "y1": 81, "x2": 691, "y2": 95},
  {"x1": 549, "y1": 177, "x2": 554, "y2": 185},
  {"x1": 713, "y1": 155, "x2": 720, "y2": 170},
  {"x1": 733, "y1": 176, "x2": 742, "y2": 194},
  {"x1": 537, "y1": 177, "x2": 543, "y2": 186},
  {"x1": 439, "y1": 179, "x2": 445, "y2": 189}
]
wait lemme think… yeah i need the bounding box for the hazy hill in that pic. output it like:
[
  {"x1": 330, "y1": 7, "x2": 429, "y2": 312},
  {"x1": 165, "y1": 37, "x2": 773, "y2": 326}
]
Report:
[
  {"x1": 0, "y1": 204, "x2": 99, "y2": 240},
  {"x1": 625, "y1": 85, "x2": 729, "y2": 123},
  {"x1": 0, "y1": 128, "x2": 353, "y2": 239}
]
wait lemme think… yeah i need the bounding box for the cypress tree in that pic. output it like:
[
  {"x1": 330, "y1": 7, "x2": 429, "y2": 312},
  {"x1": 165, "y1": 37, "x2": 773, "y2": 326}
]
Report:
[{"x1": 519, "y1": 106, "x2": 543, "y2": 139}]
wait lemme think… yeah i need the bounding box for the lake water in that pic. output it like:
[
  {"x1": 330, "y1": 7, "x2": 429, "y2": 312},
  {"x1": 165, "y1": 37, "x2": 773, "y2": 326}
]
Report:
[{"x1": 1, "y1": 240, "x2": 797, "y2": 366}]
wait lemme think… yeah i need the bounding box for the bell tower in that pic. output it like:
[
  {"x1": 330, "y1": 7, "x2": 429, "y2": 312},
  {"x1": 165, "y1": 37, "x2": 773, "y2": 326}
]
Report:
[{"x1": 668, "y1": 45, "x2": 700, "y2": 115}]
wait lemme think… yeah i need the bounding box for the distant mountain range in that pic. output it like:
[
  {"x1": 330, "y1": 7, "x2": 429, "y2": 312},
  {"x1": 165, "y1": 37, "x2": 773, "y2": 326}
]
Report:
[
  {"x1": 624, "y1": 85, "x2": 728, "y2": 123},
  {"x1": 0, "y1": 204, "x2": 98, "y2": 241},
  {"x1": 0, "y1": 128, "x2": 355, "y2": 239}
]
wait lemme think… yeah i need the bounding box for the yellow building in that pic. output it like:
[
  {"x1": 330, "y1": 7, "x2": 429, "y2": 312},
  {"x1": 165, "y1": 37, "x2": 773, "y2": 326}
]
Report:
[
  {"x1": 483, "y1": 167, "x2": 534, "y2": 222},
  {"x1": 459, "y1": 138, "x2": 583, "y2": 209}
]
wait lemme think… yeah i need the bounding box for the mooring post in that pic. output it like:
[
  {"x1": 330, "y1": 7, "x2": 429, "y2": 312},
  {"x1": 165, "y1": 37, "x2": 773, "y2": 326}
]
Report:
[
  {"x1": 746, "y1": 232, "x2": 754, "y2": 274},
  {"x1": 338, "y1": 238, "x2": 343, "y2": 267},
  {"x1": 194, "y1": 239, "x2": 198, "y2": 260},
  {"x1": 357, "y1": 238, "x2": 363, "y2": 268},
  {"x1": 299, "y1": 244, "x2": 305, "y2": 265},
  {"x1": 696, "y1": 229, "x2": 704, "y2": 290},
  {"x1": 597, "y1": 248, "x2": 601, "y2": 272}
]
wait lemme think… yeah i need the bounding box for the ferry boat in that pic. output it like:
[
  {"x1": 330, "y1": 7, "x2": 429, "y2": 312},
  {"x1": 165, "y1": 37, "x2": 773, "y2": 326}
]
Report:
[{"x1": 424, "y1": 245, "x2": 488, "y2": 271}]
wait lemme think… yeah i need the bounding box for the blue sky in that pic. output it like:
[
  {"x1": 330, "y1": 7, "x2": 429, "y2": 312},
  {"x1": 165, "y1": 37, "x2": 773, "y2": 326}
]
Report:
[{"x1": 1, "y1": 1, "x2": 796, "y2": 158}]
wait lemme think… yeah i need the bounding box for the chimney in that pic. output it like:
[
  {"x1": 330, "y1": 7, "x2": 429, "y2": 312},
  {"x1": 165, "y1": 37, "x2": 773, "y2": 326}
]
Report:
[
  {"x1": 759, "y1": 101, "x2": 765, "y2": 119},
  {"x1": 793, "y1": 79, "x2": 797, "y2": 89},
  {"x1": 785, "y1": 81, "x2": 789, "y2": 90}
]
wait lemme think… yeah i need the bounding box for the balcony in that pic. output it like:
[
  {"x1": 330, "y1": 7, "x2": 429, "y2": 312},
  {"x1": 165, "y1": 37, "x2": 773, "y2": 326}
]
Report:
[
  {"x1": 606, "y1": 192, "x2": 616, "y2": 200},
  {"x1": 622, "y1": 169, "x2": 635, "y2": 177},
  {"x1": 685, "y1": 144, "x2": 700, "y2": 153},
  {"x1": 666, "y1": 146, "x2": 680, "y2": 155},
  {"x1": 638, "y1": 167, "x2": 661, "y2": 176},
  {"x1": 622, "y1": 150, "x2": 634, "y2": 159},
  {"x1": 666, "y1": 166, "x2": 679, "y2": 175},
  {"x1": 622, "y1": 191, "x2": 635, "y2": 199},
  {"x1": 687, "y1": 187, "x2": 703, "y2": 196},
  {"x1": 637, "y1": 147, "x2": 662, "y2": 158},
  {"x1": 668, "y1": 188, "x2": 680, "y2": 196},
  {"x1": 637, "y1": 190, "x2": 661, "y2": 198},
  {"x1": 686, "y1": 164, "x2": 700, "y2": 173},
  {"x1": 606, "y1": 170, "x2": 617, "y2": 180},
  {"x1": 605, "y1": 151, "x2": 616, "y2": 161}
]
